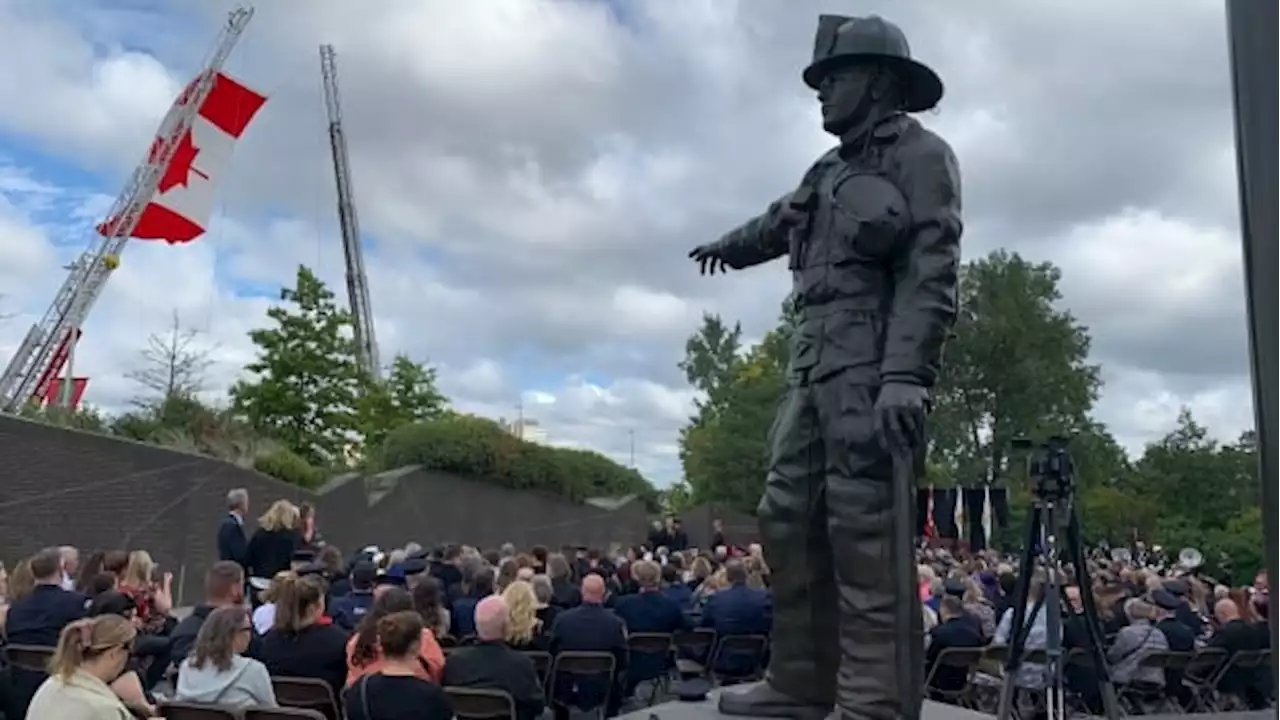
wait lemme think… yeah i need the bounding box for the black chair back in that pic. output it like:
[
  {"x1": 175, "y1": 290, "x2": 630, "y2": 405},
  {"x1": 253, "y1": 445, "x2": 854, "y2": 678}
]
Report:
[
  {"x1": 158, "y1": 702, "x2": 240, "y2": 720},
  {"x1": 271, "y1": 676, "x2": 340, "y2": 720},
  {"x1": 445, "y1": 687, "x2": 517, "y2": 720}
]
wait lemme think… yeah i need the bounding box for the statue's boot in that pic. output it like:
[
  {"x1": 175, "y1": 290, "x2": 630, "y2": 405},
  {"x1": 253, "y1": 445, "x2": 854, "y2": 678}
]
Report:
[{"x1": 718, "y1": 683, "x2": 833, "y2": 720}]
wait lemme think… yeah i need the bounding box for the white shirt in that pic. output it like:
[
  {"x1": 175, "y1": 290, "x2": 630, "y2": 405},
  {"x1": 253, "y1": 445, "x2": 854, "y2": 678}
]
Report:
[{"x1": 252, "y1": 603, "x2": 276, "y2": 634}]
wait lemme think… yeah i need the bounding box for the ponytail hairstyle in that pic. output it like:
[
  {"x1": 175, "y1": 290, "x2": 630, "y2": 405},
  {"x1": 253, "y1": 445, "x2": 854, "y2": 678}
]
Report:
[
  {"x1": 352, "y1": 587, "x2": 414, "y2": 667},
  {"x1": 272, "y1": 573, "x2": 326, "y2": 634},
  {"x1": 48, "y1": 615, "x2": 136, "y2": 680},
  {"x1": 376, "y1": 610, "x2": 424, "y2": 659},
  {"x1": 260, "y1": 570, "x2": 296, "y2": 605}
]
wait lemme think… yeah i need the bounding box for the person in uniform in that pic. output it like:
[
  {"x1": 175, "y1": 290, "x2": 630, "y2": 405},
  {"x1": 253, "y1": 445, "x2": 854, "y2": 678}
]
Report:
[{"x1": 690, "y1": 15, "x2": 961, "y2": 720}]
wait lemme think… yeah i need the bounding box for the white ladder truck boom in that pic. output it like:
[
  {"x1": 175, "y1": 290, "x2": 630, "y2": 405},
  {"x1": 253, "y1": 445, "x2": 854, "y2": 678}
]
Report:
[
  {"x1": 0, "y1": 6, "x2": 255, "y2": 413},
  {"x1": 321, "y1": 44, "x2": 381, "y2": 381}
]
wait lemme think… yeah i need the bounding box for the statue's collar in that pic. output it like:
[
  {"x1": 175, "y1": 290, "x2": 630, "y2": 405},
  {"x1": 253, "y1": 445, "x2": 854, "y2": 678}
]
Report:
[{"x1": 839, "y1": 113, "x2": 909, "y2": 156}]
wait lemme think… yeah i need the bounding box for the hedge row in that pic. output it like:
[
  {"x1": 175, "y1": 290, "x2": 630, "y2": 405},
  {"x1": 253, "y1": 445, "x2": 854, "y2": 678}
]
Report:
[{"x1": 374, "y1": 414, "x2": 656, "y2": 504}]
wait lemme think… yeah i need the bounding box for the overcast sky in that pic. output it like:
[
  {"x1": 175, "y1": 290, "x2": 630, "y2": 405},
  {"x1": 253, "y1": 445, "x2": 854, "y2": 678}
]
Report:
[{"x1": 0, "y1": 0, "x2": 1255, "y2": 486}]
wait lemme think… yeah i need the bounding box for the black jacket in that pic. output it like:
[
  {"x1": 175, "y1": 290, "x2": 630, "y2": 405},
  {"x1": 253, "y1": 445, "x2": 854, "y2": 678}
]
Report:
[
  {"x1": 442, "y1": 642, "x2": 545, "y2": 720},
  {"x1": 246, "y1": 527, "x2": 301, "y2": 579},
  {"x1": 217, "y1": 514, "x2": 248, "y2": 568}
]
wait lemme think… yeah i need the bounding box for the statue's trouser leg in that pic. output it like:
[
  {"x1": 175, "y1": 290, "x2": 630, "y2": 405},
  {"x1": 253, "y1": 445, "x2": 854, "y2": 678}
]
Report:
[
  {"x1": 817, "y1": 379, "x2": 923, "y2": 720},
  {"x1": 756, "y1": 383, "x2": 839, "y2": 705}
]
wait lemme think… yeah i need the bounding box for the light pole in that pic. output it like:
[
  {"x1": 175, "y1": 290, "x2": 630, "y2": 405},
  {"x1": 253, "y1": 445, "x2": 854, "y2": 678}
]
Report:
[{"x1": 1224, "y1": 0, "x2": 1277, "y2": 650}]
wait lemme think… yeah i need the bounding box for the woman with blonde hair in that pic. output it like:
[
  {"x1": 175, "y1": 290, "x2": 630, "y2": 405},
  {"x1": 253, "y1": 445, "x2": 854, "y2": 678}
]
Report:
[
  {"x1": 118, "y1": 551, "x2": 173, "y2": 636},
  {"x1": 27, "y1": 615, "x2": 138, "y2": 719},
  {"x1": 252, "y1": 571, "x2": 294, "y2": 635},
  {"x1": 175, "y1": 606, "x2": 276, "y2": 709},
  {"x1": 247, "y1": 499, "x2": 303, "y2": 585},
  {"x1": 502, "y1": 580, "x2": 548, "y2": 651},
  {"x1": 688, "y1": 556, "x2": 713, "y2": 588}
]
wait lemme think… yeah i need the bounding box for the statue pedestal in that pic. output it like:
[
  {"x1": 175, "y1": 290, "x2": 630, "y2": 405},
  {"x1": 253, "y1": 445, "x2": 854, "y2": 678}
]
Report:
[{"x1": 616, "y1": 682, "x2": 991, "y2": 720}]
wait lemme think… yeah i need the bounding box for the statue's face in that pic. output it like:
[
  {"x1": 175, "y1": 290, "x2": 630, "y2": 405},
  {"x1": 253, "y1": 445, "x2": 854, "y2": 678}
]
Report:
[{"x1": 818, "y1": 63, "x2": 876, "y2": 134}]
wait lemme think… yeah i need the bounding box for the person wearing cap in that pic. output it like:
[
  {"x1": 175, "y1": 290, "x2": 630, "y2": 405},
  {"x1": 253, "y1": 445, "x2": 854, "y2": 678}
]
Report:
[
  {"x1": 695, "y1": 17, "x2": 959, "y2": 720},
  {"x1": 1152, "y1": 589, "x2": 1195, "y2": 708},
  {"x1": 1162, "y1": 578, "x2": 1205, "y2": 636},
  {"x1": 331, "y1": 562, "x2": 379, "y2": 631}
]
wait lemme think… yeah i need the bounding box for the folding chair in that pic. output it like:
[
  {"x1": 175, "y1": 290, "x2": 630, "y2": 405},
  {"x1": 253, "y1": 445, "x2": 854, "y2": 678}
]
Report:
[
  {"x1": 626, "y1": 632, "x2": 675, "y2": 705},
  {"x1": 672, "y1": 628, "x2": 716, "y2": 677},
  {"x1": 158, "y1": 702, "x2": 240, "y2": 720},
  {"x1": 244, "y1": 708, "x2": 327, "y2": 720},
  {"x1": 1211, "y1": 649, "x2": 1270, "y2": 711},
  {"x1": 522, "y1": 650, "x2": 552, "y2": 686},
  {"x1": 707, "y1": 634, "x2": 769, "y2": 685},
  {"x1": 1116, "y1": 650, "x2": 1177, "y2": 714},
  {"x1": 548, "y1": 651, "x2": 617, "y2": 720},
  {"x1": 270, "y1": 676, "x2": 340, "y2": 720},
  {"x1": 1180, "y1": 646, "x2": 1228, "y2": 712},
  {"x1": 445, "y1": 687, "x2": 517, "y2": 720},
  {"x1": 4, "y1": 644, "x2": 53, "y2": 673},
  {"x1": 923, "y1": 646, "x2": 984, "y2": 709}
]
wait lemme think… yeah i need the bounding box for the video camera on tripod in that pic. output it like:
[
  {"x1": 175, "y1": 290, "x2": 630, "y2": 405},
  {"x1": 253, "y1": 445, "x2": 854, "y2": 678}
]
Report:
[
  {"x1": 997, "y1": 433, "x2": 1120, "y2": 720},
  {"x1": 1012, "y1": 435, "x2": 1075, "y2": 503}
]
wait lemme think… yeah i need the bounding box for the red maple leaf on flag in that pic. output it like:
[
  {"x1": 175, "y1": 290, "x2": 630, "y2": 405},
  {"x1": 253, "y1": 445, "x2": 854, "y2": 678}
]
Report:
[{"x1": 156, "y1": 129, "x2": 209, "y2": 194}]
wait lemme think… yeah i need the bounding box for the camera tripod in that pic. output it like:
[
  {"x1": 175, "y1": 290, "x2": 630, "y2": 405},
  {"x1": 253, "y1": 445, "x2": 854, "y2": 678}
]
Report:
[{"x1": 995, "y1": 476, "x2": 1120, "y2": 720}]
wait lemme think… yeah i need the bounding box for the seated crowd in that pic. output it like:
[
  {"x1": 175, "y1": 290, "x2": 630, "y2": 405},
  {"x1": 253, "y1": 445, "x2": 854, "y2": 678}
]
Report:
[
  {"x1": 0, "y1": 495, "x2": 775, "y2": 719},
  {"x1": 918, "y1": 547, "x2": 1274, "y2": 714},
  {"x1": 0, "y1": 491, "x2": 1269, "y2": 719}
]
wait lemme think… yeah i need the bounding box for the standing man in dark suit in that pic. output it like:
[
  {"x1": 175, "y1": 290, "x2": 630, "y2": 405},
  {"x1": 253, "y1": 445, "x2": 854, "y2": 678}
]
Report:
[
  {"x1": 549, "y1": 575, "x2": 628, "y2": 719},
  {"x1": 218, "y1": 487, "x2": 250, "y2": 569},
  {"x1": 710, "y1": 518, "x2": 727, "y2": 550}
]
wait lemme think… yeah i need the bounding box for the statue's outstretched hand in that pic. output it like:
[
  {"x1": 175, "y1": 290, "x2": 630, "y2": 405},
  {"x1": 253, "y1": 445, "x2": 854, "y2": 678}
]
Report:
[{"x1": 689, "y1": 243, "x2": 729, "y2": 276}]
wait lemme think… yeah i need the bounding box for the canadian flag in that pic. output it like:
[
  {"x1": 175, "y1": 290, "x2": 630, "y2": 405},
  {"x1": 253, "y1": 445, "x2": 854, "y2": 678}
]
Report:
[
  {"x1": 99, "y1": 72, "x2": 266, "y2": 244},
  {"x1": 43, "y1": 378, "x2": 89, "y2": 408}
]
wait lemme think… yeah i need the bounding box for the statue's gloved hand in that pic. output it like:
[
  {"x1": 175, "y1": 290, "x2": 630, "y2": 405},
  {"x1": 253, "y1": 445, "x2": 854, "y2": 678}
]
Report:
[
  {"x1": 873, "y1": 381, "x2": 929, "y2": 453},
  {"x1": 688, "y1": 241, "x2": 730, "y2": 275}
]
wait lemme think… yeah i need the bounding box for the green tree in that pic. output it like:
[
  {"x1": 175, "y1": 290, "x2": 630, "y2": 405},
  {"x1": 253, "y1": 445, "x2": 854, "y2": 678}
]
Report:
[
  {"x1": 659, "y1": 481, "x2": 695, "y2": 515},
  {"x1": 930, "y1": 251, "x2": 1103, "y2": 489},
  {"x1": 678, "y1": 313, "x2": 743, "y2": 412},
  {"x1": 1131, "y1": 412, "x2": 1260, "y2": 550},
  {"x1": 678, "y1": 308, "x2": 790, "y2": 514},
  {"x1": 357, "y1": 354, "x2": 450, "y2": 450},
  {"x1": 230, "y1": 265, "x2": 363, "y2": 466}
]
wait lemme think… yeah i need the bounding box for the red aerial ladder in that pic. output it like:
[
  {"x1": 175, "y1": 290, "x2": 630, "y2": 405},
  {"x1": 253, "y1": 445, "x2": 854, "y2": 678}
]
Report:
[{"x1": 0, "y1": 6, "x2": 255, "y2": 412}]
